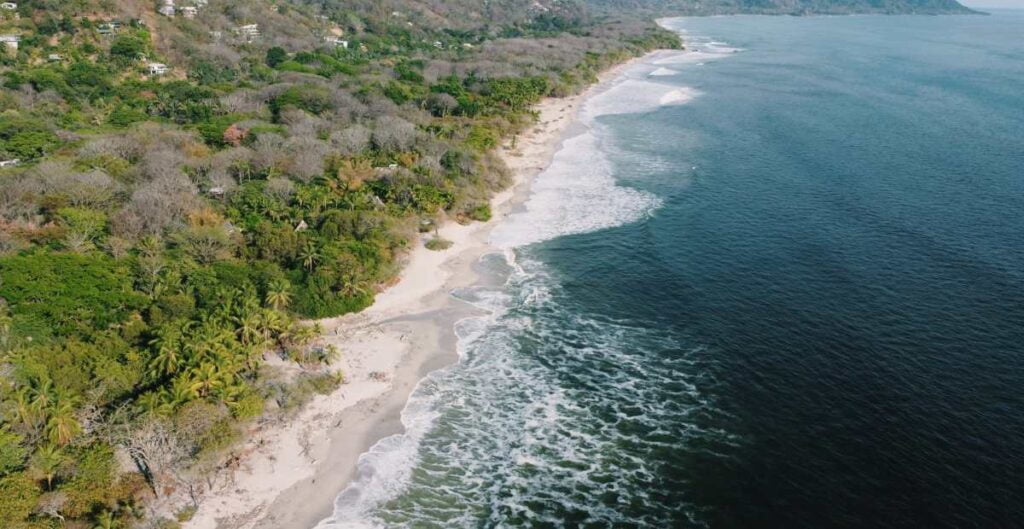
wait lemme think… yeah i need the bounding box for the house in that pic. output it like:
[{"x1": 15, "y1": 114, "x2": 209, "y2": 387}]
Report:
[
  {"x1": 324, "y1": 36, "x2": 348, "y2": 49},
  {"x1": 236, "y1": 23, "x2": 260, "y2": 42},
  {"x1": 97, "y1": 22, "x2": 121, "y2": 35},
  {"x1": 294, "y1": 220, "x2": 309, "y2": 232},
  {"x1": 47, "y1": 53, "x2": 62, "y2": 61},
  {"x1": 208, "y1": 186, "x2": 225, "y2": 197},
  {"x1": 0, "y1": 159, "x2": 20, "y2": 168},
  {"x1": 147, "y1": 62, "x2": 168, "y2": 75},
  {"x1": 433, "y1": 41, "x2": 443, "y2": 49},
  {"x1": 0, "y1": 34, "x2": 18, "y2": 51},
  {"x1": 180, "y1": 6, "x2": 197, "y2": 18},
  {"x1": 193, "y1": 0, "x2": 208, "y2": 6},
  {"x1": 0, "y1": 3, "x2": 17, "y2": 11}
]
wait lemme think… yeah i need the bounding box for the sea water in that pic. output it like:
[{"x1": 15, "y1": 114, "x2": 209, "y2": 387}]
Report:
[{"x1": 319, "y1": 12, "x2": 1024, "y2": 528}]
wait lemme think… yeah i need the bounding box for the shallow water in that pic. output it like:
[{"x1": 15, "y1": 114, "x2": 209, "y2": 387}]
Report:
[{"x1": 321, "y1": 12, "x2": 1024, "y2": 528}]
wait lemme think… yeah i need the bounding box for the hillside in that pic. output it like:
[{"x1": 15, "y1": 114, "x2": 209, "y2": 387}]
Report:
[{"x1": 584, "y1": 0, "x2": 977, "y2": 14}]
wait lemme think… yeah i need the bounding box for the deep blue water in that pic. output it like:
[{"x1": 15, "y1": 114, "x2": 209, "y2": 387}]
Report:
[{"x1": 323, "y1": 12, "x2": 1024, "y2": 529}]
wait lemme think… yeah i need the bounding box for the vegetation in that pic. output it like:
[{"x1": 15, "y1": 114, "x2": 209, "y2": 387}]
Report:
[
  {"x1": 584, "y1": 0, "x2": 975, "y2": 15},
  {"x1": 0, "y1": 0, "x2": 680, "y2": 527},
  {"x1": 425, "y1": 237, "x2": 453, "y2": 251}
]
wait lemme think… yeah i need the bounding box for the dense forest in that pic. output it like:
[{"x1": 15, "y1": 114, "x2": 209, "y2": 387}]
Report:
[{"x1": 0, "y1": 0, "x2": 680, "y2": 527}]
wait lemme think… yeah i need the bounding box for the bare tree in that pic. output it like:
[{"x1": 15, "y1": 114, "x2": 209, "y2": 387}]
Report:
[
  {"x1": 426, "y1": 93, "x2": 459, "y2": 117},
  {"x1": 329, "y1": 125, "x2": 371, "y2": 157},
  {"x1": 372, "y1": 116, "x2": 417, "y2": 152},
  {"x1": 265, "y1": 177, "x2": 296, "y2": 200},
  {"x1": 285, "y1": 136, "x2": 329, "y2": 182}
]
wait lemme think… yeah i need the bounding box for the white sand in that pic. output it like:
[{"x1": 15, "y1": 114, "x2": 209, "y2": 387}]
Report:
[{"x1": 176, "y1": 54, "x2": 652, "y2": 529}]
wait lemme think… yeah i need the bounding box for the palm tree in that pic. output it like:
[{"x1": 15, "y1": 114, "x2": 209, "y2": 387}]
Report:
[
  {"x1": 187, "y1": 363, "x2": 225, "y2": 398},
  {"x1": 28, "y1": 378, "x2": 56, "y2": 416},
  {"x1": 137, "y1": 392, "x2": 166, "y2": 416},
  {"x1": 30, "y1": 444, "x2": 65, "y2": 490},
  {"x1": 93, "y1": 510, "x2": 119, "y2": 529},
  {"x1": 148, "y1": 322, "x2": 192, "y2": 378},
  {"x1": 236, "y1": 313, "x2": 264, "y2": 347},
  {"x1": 11, "y1": 387, "x2": 43, "y2": 432},
  {"x1": 45, "y1": 393, "x2": 81, "y2": 446},
  {"x1": 163, "y1": 376, "x2": 199, "y2": 409},
  {"x1": 299, "y1": 242, "x2": 321, "y2": 272},
  {"x1": 339, "y1": 280, "x2": 369, "y2": 299},
  {"x1": 265, "y1": 280, "x2": 292, "y2": 310}
]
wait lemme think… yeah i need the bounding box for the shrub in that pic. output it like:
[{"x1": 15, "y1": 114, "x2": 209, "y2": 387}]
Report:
[
  {"x1": 265, "y1": 47, "x2": 288, "y2": 67},
  {"x1": 468, "y1": 203, "x2": 492, "y2": 222},
  {"x1": 425, "y1": 237, "x2": 453, "y2": 251},
  {"x1": 0, "y1": 473, "x2": 39, "y2": 527},
  {"x1": 0, "y1": 429, "x2": 27, "y2": 475}
]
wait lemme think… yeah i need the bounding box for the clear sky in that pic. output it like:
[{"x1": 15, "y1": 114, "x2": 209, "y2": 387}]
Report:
[{"x1": 959, "y1": 0, "x2": 1024, "y2": 8}]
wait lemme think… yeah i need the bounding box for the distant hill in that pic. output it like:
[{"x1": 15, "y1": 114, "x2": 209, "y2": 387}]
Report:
[{"x1": 583, "y1": 0, "x2": 978, "y2": 15}]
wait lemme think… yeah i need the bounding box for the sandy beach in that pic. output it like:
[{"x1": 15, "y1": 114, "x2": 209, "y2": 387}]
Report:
[{"x1": 178, "y1": 54, "x2": 650, "y2": 529}]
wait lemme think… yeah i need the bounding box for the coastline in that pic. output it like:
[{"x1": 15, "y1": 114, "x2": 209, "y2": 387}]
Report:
[{"x1": 179, "y1": 54, "x2": 653, "y2": 529}]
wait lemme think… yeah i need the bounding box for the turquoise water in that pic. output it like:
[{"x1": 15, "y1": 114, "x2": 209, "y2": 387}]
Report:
[{"x1": 320, "y1": 12, "x2": 1024, "y2": 528}]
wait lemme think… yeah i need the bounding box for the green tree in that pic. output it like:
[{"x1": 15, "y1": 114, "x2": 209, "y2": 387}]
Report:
[
  {"x1": 109, "y1": 35, "x2": 148, "y2": 61},
  {"x1": 266, "y1": 46, "x2": 288, "y2": 67},
  {"x1": 29, "y1": 444, "x2": 65, "y2": 490},
  {"x1": 45, "y1": 393, "x2": 82, "y2": 446},
  {"x1": 265, "y1": 279, "x2": 292, "y2": 310}
]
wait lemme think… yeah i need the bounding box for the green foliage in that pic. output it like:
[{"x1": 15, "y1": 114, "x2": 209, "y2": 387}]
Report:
[
  {"x1": 270, "y1": 84, "x2": 333, "y2": 116},
  {"x1": 265, "y1": 47, "x2": 288, "y2": 67},
  {"x1": 0, "y1": 253, "x2": 145, "y2": 337},
  {"x1": 468, "y1": 203, "x2": 492, "y2": 222},
  {"x1": 0, "y1": 429, "x2": 28, "y2": 476},
  {"x1": 0, "y1": 473, "x2": 39, "y2": 527},
  {"x1": 60, "y1": 444, "x2": 119, "y2": 518},
  {"x1": 109, "y1": 35, "x2": 148, "y2": 62},
  {"x1": 56, "y1": 207, "x2": 108, "y2": 238},
  {"x1": 425, "y1": 237, "x2": 453, "y2": 251},
  {"x1": 108, "y1": 104, "x2": 149, "y2": 127},
  {"x1": 484, "y1": 77, "x2": 550, "y2": 113},
  {"x1": 465, "y1": 125, "x2": 500, "y2": 152}
]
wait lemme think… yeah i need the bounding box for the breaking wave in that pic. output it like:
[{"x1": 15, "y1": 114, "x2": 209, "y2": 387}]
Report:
[{"x1": 316, "y1": 26, "x2": 742, "y2": 529}]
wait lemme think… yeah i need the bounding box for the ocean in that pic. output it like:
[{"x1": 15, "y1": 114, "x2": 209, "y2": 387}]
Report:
[{"x1": 319, "y1": 12, "x2": 1024, "y2": 528}]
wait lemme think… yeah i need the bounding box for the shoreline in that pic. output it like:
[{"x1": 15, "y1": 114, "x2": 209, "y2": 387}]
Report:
[{"x1": 180, "y1": 53, "x2": 653, "y2": 529}]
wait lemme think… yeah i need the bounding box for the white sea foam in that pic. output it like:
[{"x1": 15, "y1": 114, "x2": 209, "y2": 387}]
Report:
[
  {"x1": 582, "y1": 79, "x2": 700, "y2": 119},
  {"x1": 318, "y1": 26, "x2": 738, "y2": 528},
  {"x1": 491, "y1": 72, "x2": 708, "y2": 248},
  {"x1": 489, "y1": 131, "x2": 661, "y2": 249}
]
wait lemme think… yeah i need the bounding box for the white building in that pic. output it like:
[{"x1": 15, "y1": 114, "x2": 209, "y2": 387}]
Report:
[
  {"x1": 324, "y1": 36, "x2": 348, "y2": 49},
  {"x1": 97, "y1": 22, "x2": 120, "y2": 35},
  {"x1": 0, "y1": 3, "x2": 17, "y2": 11},
  {"x1": 0, "y1": 34, "x2": 18, "y2": 51},
  {"x1": 0, "y1": 159, "x2": 20, "y2": 168},
  {"x1": 147, "y1": 62, "x2": 169, "y2": 75},
  {"x1": 47, "y1": 53, "x2": 62, "y2": 61},
  {"x1": 236, "y1": 23, "x2": 260, "y2": 42},
  {"x1": 180, "y1": 6, "x2": 197, "y2": 18},
  {"x1": 193, "y1": 0, "x2": 208, "y2": 6}
]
